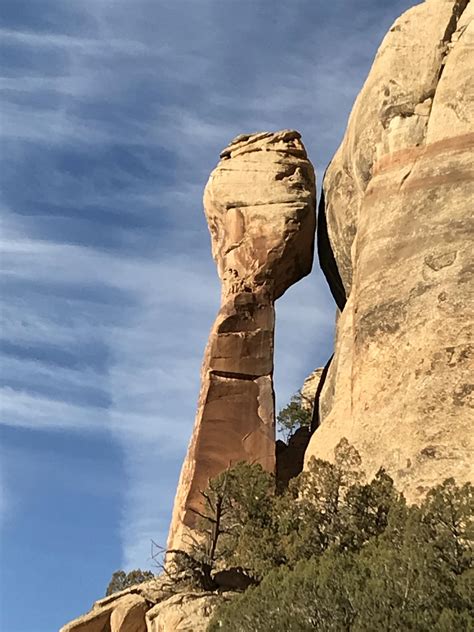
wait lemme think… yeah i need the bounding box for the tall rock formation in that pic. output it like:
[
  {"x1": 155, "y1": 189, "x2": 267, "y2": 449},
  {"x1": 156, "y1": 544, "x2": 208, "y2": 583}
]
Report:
[
  {"x1": 168, "y1": 130, "x2": 316, "y2": 551},
  {"x1": 307, "y1": 0, "x2": 474, "y2": 500}
]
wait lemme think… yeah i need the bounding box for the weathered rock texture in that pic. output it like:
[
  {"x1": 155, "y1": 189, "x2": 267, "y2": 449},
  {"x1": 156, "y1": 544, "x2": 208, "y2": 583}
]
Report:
[
  {"x1": 60, "y1": 580, "x2": 225, "y2": 632},
  {"x1": 301, "y1": 367, "x2": 324, "y2": 410},
  {"x1": 146, "y1": 592, "x2": 225, "y2": 632},
  {"x1": 307, "y1": 0, "x2": 474, "y2": 500},
  {"x1": 168, "y1": 130, "x2": 316, "y2": 551},
  {"x1": 59, "y1": 581, "x2": 164, "y2": 632}
]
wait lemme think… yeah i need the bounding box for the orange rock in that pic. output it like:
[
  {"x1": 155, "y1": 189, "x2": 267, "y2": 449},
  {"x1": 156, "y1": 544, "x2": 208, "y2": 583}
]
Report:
[
  {"x1": 168, "y1": 130, "x2": 316, "y2": 551},
  {"x1": 110, "y1": 594, "x2": 148, "y2": 632},
  {"x1": 60, "y1": 591, "x2": 149, "y2": 632}
]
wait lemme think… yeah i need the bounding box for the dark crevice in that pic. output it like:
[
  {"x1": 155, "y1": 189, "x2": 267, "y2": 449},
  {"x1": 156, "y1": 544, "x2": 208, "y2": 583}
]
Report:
[
  {"x1": 274, "y1": 166, "x2": 298, "y2": 180},
  {"x1": 310, "y1": 354, "x2": 333, "y2": 434},
  {"x1": 436, "y1": 0, "x2": 470, "y2": 86},
  {"x1": 210, "y1": 370, "x2": 259, "y2": 381},
  {"x1": 275, "y1": 427, "x2": 311, "y2": 491},
  {"x1": 310, "y1": 171, "x2": 346, "y2": 434},
  {"x1": 441, "y1": 0, "x2": 469, "y2": 45},
  {"x1": 317, "y1": 184, "x2": 347, "y2": 312}
]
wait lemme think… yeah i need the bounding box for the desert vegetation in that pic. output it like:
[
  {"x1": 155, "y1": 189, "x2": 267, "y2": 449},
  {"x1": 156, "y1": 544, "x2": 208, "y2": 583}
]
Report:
[
  {"x1": 105, "y1": 438, "x2": 473, "y2": 630},
  {"x1": 180, "y1": 440, "x2": 473, "y2": 631}
]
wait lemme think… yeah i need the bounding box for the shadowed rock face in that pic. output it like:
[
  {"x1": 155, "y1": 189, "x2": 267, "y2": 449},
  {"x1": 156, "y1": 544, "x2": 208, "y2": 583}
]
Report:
[
  {"x1": 168, "y1": 130, "x2": 316, "y2": 552},
  {"x1": 306, "y1": 0, "x2": 474, "y2": 500}
]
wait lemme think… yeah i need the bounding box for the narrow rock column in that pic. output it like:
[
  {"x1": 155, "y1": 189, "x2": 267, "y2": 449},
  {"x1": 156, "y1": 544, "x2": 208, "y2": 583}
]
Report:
[{"x1": 168, "y1": 130, "x2": 316, "y2": 552}]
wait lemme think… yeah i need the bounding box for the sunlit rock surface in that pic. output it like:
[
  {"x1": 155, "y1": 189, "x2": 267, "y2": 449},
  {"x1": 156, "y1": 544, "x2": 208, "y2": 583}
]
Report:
[
  {"x1": 307, "y1": 0, "x2": 474, "y2": 501},
  {"x1": 168, "y1": 130, "x2": 316, "y2": 552}
]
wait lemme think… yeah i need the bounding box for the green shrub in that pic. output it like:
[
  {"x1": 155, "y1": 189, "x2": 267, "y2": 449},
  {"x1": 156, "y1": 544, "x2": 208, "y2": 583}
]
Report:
[
  {"x1": 205, "y1": 443, "x2": 473, "y2": 630},
  {"x1": 277, "y1": 390, "x2": 312, "y2": 440},
  {"x1": 105, "y1": 568, "x2": 155, "y2": 596}
]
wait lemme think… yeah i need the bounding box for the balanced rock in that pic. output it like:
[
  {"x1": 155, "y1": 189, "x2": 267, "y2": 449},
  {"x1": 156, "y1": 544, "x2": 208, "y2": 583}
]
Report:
[
  {"x1": 168, "y1": 130, "x2": 316, "y2": 551},
  {"x1": 307, "y1": 0, "x2": 474, "y2": 500}
]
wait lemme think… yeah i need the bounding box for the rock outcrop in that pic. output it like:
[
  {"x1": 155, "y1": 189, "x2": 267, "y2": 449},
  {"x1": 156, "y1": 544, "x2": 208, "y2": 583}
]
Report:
[
  {"x1": 168, "y1": 130, "x2": 316, "y2": 552},
  {"x1": 60, "y1": 581, "x2": 164, "y2": 632},
  {"x1": 306, "y1": 0, "x2": 474, "y2": 500},
  {"x1": 146, "y1": 592, "x2": 225, "y2": 632},
  {"x1": 60, "y1": 580, "x2": 226, "y2": 632}
]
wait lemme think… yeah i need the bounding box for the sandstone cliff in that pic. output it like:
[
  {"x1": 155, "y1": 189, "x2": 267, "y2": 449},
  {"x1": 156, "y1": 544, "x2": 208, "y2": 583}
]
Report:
[{"x1": 307, "y1": 0, "x2": 474, "y2": 500}]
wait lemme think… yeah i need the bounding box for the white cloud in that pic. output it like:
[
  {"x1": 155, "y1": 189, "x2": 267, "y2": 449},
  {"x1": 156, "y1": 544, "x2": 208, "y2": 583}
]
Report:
[
  {"x1": 0, "y1": 226, "x2": 218, "y2": 559},
  {"x1": 0, "y1": 27, "x2": 152, "y2": 57},
  {"x1": 0, "y1": 387, "x2": 109, "y2": 432},
  {"x1": 1, "y1": 355, "x2": 106, "y2": 392}
]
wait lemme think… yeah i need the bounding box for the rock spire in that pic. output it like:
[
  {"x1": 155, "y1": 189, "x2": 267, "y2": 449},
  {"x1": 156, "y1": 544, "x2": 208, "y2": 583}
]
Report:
[{"x1": 168, "y1": 130, "x2": 316, "y2": 551}]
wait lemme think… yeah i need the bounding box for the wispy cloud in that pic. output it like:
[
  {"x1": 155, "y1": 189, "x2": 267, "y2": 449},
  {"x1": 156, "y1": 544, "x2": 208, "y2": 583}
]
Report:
[
  {"x1": 1, "y1": 387, "x2": 109, "y2": 432},
  {"x1": 0, "y1": 27, "x2": 152, "y2": 56}
]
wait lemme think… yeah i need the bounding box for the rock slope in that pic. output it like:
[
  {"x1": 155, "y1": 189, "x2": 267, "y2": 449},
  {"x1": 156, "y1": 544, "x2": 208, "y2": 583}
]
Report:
[
  {"x1": 307, "y1": 0, "x2": 474, "y2": 500},
  {"x1": 167, "y1": 130, "x2": 316, "y2": 552}
]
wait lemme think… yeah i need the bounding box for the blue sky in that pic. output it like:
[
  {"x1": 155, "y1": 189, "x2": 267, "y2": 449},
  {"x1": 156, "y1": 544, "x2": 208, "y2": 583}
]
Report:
[{"x1": 0, "y1": 1, "x2": 416, "y2": 630}]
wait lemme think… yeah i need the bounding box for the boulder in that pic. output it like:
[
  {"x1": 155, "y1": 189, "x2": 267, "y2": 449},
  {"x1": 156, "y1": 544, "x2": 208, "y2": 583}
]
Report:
[
  {"x1": 110, "y1": 594, "x2": 148, "y2": 632},
  {"x1": 60, "y1": 581, "x2": 169, "y2": 632},
  {"x1": 146, "y1": 592, "x2": 223, "y2": 632},
  {"x1": 60, "y1": 593, "x2": 148, "y2": 632},
  {"x1": 60, "y1": 608, "x2": 111, "y2": 632}
]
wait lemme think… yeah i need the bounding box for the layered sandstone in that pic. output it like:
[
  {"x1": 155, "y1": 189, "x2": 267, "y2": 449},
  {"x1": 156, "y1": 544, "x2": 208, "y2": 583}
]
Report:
[
  {"x1": 307, "y1": 0, "x2": 474, "y2": 500},
  {"x1": 168, "y1": 130, "x2": 316, "y2": 552}
]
